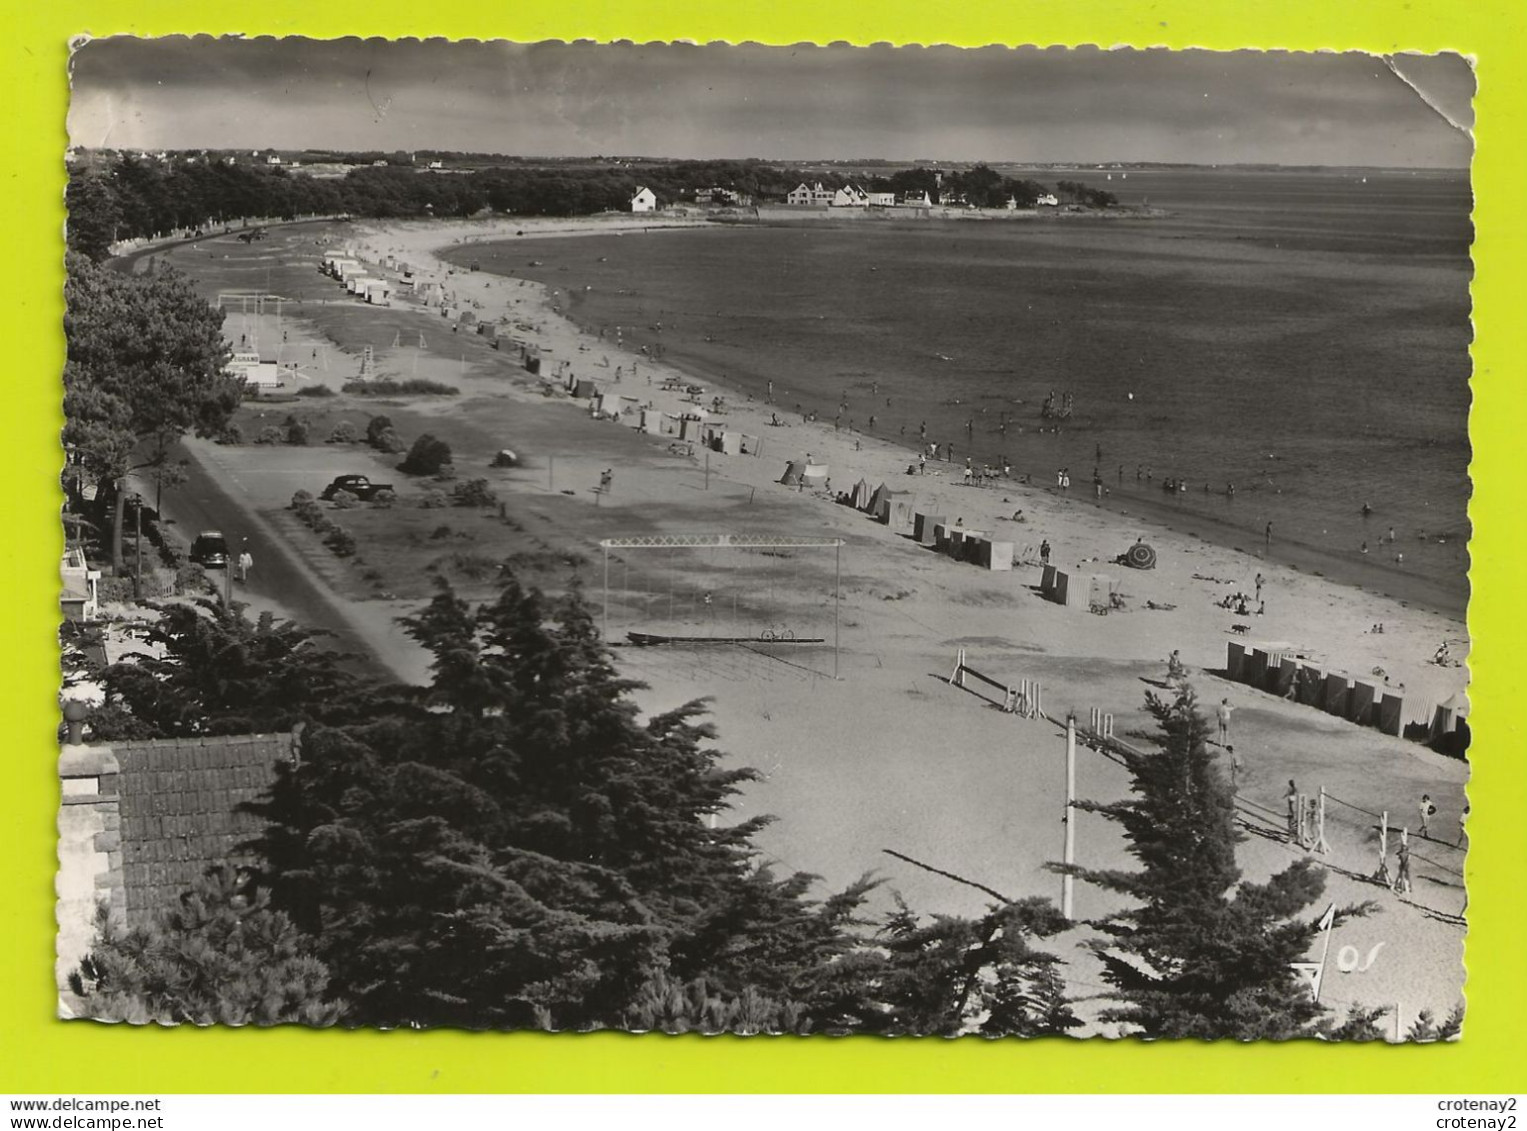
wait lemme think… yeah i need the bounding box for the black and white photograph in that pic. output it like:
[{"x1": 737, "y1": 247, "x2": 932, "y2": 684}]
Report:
[{"x1": 58, "y1": 38, "x2": 1473, "y2": 1039}]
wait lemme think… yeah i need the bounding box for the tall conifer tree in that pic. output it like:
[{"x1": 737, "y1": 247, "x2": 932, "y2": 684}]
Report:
[{"x1": 1063, "y1": 684, "x2": 1382, "y2": 1039}]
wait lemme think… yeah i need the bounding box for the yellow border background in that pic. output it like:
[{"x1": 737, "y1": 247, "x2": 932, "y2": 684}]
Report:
[{"x1": 4, "y1": 0, "x2": 1522, "y2": 1094}]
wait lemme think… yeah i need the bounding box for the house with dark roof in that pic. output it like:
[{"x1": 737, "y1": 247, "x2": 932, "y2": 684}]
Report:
[{"x1": 56, "y1": 726, "x2": 299, "y2": 1007}]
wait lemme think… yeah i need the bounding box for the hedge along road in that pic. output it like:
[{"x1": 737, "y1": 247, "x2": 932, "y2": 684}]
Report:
[{"x1": 140, "y1": 435, "x2": 432, "y2": 687}]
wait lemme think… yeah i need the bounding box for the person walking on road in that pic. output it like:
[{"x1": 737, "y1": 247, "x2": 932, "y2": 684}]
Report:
[{"x1": 236, "y1": 545, "x2": 254, "y2": 584}]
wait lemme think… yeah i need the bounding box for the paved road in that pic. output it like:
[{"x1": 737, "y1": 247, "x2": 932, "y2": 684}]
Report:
[{"x1": 138, "y1": 439, "x2": 425, "y2": 686}]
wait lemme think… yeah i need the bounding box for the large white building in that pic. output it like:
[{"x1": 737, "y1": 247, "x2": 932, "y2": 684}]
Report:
[
  {"x1": 786, "y1": 182, "x2": 836, "y2": 206},
  {"x1": 631, "y1": 186, "x2": 657, "y2": 213}
]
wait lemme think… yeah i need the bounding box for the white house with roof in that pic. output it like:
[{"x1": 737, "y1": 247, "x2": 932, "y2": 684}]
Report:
[
  {"x1": 900, "y1": 190, "x2": 934, "y2": 207},
  {"x1": 831, "y1": 185, "x2": 869, "y2": 208},
  {"x1": 1037, "y1": 193, "x2": 1060, "y2": 207},
  {"x1": 867, "y1": 192, "x2": 896, "y2": 208},
  {"x1": 787, "y1": 182, "x2": 836, "y2": 206},
  {"x1": 266, "y1": 154, "x2": 282, "y2": 165},
  {"x1": 631, "y1": 186, "x2": 657, "y2": 213}
]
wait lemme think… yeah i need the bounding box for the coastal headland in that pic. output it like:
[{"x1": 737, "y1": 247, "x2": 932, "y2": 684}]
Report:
[{"x1": 151, "y1": 212, "x2": 1470, "y2": 1033}]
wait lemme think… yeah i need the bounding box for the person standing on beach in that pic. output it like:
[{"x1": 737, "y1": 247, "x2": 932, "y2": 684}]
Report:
[
  {"x1": 766, "y1": 380, "x2": 773, "y2": 404},
  {"x1": 1285, "y1": 780, "x2": 1300, "y2": 838},
  {"x1": 1265, "y1": 522, "x2": 1273, "y2": 550},
  {"x1": 1217, "y1": 698, "x2": 1234, "y2": 745},
  {"x1": 963, "y1": 459, "x2": 973, "y2": 486},
  {"x1": 1040, "y1": 540, "x2": 1051, "y2": 565},
  {"x1": 1419, "y1": 794, "x2": 1436, "y2": 838},
  {"x1": 1393, "y1": 832, "x2": 1413, "y2": 894},
  {"x1": 1255, "y1": 573, "x2": 1264, "y2": 601},
  {"x1": 918, "y1": 452, "x2": 927, "y2": 474}
]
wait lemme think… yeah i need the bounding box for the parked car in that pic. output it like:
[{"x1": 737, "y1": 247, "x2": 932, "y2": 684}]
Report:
[
  {"x1": 320, "y1": 474, "x2": 395, "y2": 502},
  {"x1": 189, "y1": 531, "x2": 229, "y2": 569}
]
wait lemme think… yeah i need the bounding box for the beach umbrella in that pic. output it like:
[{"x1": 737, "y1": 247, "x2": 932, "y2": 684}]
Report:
[{"x1": 1124, "y1": 542, "x2": 1158, "y2": 570}]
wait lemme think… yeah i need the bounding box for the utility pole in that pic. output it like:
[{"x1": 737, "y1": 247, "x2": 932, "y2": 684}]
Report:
[{"x1": 1063, "y1": 711, "x2": 1077, "y2": 920}]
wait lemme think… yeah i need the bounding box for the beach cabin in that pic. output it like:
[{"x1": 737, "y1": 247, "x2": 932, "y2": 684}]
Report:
[
  {"x1": 346, "y1": 275, "x2": 371, "y2": 295},
  {"x1": 1347, "y1": 680, "x2": 1378, "y2": 726},
  {"x1": 981, "y1": 541, "x2": 1014, "y2": 571},
  {"x1": 869, "y1": 485, "x2": 915, "y2": 529},
  {"x1": 364, "y1": 280, "x2": 391, "y2": 305},
  {"x1": 630, "y1": 186, "x2": 657, "y2": 213},
  {"x1": 1322, "y1": 673, "x2": 1352, "y2": 717},
  {"x1": 1296, "y1": 665, "x2": 1325, "y2": 707},
  {"x1": 849, "y1": 480, "x2": 872, "y2": 509},
  {"x1": 913, "y1": 512, "x2": 946, "y2": 546},
  {"x1": 1225, "y1": 640, "x2": 1247, "y2": 682}
]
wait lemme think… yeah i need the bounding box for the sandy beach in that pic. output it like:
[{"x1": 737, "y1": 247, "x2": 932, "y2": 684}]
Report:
[{"x1": 160, "y1": 213, "x2": 1471, "y2": 1035}]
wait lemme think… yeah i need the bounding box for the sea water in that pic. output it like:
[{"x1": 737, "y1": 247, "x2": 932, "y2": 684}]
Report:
[{"x1": 447, "y1": 167, "x2": 1472, "y2": 613}]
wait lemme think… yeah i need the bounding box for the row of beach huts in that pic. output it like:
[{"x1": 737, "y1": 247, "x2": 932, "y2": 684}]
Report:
[
  {"x1": 1223, "y1": 639, "x2": 1469, "y2": 754},
  {"x1": 318, "y1": 251, "x2": 397, "y2": 305}
]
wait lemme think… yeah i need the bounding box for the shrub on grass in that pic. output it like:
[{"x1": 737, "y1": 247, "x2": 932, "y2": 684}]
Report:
[
  {"x1": 451, "y1": 478, "x2": 498, "y2": 508},
  {"x1": 430, "y1": 524, "x2": 454, "y2": 541},
  {"x1": 372, "y1": 489, "x2": 396, "y2": 508},
  {"x1": 329, "y1": 420, "x2": 359, "y2": 444},
  {"x1": 174, "y1": 561, "x2": 209, "y2": 595},
  {"x1": 290, "y1": 490, "x2": 314, "y2": 509},
  {"x1": 323, "y1": 526, "x2": 357, "y2": 557},
  {"x1": 296, "y1": 385, "x2": 336, "y2": 399},
  {"x1": 419, "y1": 489, "x2": 450, "y2": 509},
  {"x1": 365, "y1": 415, "x2": 393, "y2": 447},
  {"x1": 342, "y1": 378, "x2": 459, "y2": 397},
  {"x1": 217, "y1": 424, "x2": 244, "y2": 445},
  {"x1": 255, "y1": 425, "x2": 283, "y2": 445},
  {"x1": 329, "y1": 489, "x2": 359, "y2": 510},
  {"x1": 399, "y1": 434, "x2": 453, "y2": 476},
  {"x1": 284, "y1": 416, "x2": 311, "y2": 446},
  {"x1": 374, "y1": 427, "x2": 406, "y2": 454}
]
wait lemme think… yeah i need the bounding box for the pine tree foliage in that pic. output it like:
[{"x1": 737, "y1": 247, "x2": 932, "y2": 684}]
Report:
[
  {"x1": 64, "y1": 253, "x2": 243, "y2": 570},
  {"x1": 1407, "y1": 1004, "x2": 1465, "y2": 1042},
  {"x1": 805, "y1": 896, "x2": 1080, "y2": 1036},
  {"x1": 1063, "y1": 684, "x2": 1379, "y2": 1040},
  {"x1": 67, "y1": 865, "x2": 342, "y2": 1026},
  {"x1": 90, "y1": 598, "x2": 362, "y2": 740},
  {"x1": 245, "y1": 574, "x2": 880, "y2": 1029}
]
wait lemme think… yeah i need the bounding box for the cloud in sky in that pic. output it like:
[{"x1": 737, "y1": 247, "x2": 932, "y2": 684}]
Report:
[{"x1": 68, "y1": 38, "x2": 1475, "y2": 167}]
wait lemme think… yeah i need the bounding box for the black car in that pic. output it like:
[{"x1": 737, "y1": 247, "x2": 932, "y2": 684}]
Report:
[{"x1": 190, "y1": 531, "x2": 230, "y2": 569}]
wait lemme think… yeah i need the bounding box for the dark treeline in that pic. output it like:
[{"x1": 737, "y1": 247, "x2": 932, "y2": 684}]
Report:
[{"x1": 67, "y1": 155, "x2": 1117, "y2": 260}]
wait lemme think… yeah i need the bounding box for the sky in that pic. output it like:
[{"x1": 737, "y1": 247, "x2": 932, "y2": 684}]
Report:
[{"x1": 68, "y1": 39, "x2": 1475, "y2": 167}]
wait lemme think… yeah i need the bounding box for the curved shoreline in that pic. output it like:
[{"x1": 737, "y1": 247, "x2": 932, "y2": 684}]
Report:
[{"x1": 436, "y1": 219, "x2": 1468, "y2": 621}]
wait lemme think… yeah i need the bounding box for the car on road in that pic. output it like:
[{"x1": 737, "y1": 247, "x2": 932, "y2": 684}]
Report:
[
  {"x1": 189, "y1": 531, "x2": 230, "y2": 569},
  {"x1": 320, "y1": 474, "x2": 395, "y2": 502}
]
